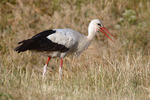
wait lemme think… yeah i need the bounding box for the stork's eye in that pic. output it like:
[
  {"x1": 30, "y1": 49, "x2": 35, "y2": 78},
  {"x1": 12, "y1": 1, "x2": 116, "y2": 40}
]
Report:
[{"x1": 97, "y1": 23, "x2": 102, "y2": 27}]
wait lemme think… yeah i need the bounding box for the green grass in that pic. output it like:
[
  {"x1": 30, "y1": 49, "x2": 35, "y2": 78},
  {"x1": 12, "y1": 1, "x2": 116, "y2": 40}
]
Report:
[{"x1": 0, "y1": 0, "x2": 150, "y2": 100}]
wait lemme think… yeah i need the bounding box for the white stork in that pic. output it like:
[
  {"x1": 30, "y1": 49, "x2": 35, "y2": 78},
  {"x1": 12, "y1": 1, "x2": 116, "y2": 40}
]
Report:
[{"x1": 15, "y1": 19, "x2": 113, "y2": 79}]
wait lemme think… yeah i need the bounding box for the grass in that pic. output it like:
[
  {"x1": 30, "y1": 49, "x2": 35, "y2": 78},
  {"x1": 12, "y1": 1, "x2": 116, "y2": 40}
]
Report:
[{"x1": 0, "y1": 0, "x2": 150, "y2": 99}]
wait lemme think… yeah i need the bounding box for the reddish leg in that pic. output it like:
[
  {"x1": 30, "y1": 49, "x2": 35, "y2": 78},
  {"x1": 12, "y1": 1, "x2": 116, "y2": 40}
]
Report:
[
  {"x1": 59, "y1": 58, "x2": 63, "y2": 79},
  {"x1": 60, "y1": 58, "x2": 63, "y2": 68},
  {"x1": 43, "y1": 57, "x2": 51, "y2": 78},
  {"x1": 46, "y1": 57, "x2": 51, "y2": 65}
]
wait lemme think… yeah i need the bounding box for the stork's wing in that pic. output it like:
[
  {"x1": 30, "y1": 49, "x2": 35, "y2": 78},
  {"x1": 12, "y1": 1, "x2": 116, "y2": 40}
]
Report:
[
  {"x1": 47, "y1": 29, "x2": 78, "y2": 49},
  {"x1": 15, "y1": 30, "x2": 69, "y2": 53}
]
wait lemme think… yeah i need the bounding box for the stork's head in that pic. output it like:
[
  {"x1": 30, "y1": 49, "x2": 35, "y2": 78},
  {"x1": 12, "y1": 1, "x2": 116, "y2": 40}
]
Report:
[{"x1": 88, "y1": 19, "x2": 113, "y2": 41}]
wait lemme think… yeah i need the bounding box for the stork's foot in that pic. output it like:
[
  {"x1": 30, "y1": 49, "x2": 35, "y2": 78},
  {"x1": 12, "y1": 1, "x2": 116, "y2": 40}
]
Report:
[{"x1": 42, "y1": 64, "x2": 47, "y2": 78}]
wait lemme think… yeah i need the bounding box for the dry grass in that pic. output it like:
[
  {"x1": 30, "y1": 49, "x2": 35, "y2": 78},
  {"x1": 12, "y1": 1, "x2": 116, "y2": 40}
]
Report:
[{"x1": 0, "y1": 0, "x2": 150, "y2": 100}]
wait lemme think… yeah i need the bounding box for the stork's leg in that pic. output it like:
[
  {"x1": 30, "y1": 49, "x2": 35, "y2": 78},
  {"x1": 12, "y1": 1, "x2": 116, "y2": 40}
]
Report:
[
  {"x1": 42, "y1": 57, "x2": 51, "y2": 78},
  {"x1": 59, "y1": 58, "x2": 63, "y2": 79}
]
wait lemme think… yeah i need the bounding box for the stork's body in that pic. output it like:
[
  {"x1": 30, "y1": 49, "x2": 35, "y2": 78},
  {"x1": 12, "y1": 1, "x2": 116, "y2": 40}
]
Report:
[
  {"x1": 43, "y1": 28, "x2": 90, "y2": 57},
  {"x1": 15, "y1": 19, "x2": 113, "y2": 79}
]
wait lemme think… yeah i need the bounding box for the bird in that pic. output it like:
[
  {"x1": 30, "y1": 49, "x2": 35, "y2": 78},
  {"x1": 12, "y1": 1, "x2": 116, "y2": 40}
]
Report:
[{"x1": 14, "y1": 19, "x2": 113, "y2": 79}]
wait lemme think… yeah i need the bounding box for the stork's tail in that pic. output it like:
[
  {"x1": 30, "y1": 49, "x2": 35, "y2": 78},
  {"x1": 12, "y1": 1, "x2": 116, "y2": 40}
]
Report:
[{"x1": 14, "y1": 39, "x2": 32, "y2": 53}]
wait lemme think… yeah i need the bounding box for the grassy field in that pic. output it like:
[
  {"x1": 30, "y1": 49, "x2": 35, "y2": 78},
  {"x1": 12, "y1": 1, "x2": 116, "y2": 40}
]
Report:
[{"x1": 0, "y1": 0, "x2": 150, "y2": 100}]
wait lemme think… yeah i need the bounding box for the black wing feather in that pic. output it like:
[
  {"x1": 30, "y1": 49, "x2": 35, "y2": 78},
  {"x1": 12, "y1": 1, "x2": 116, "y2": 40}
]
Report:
[{"x1": 14, "y1": 30, "x2": 69, "y2": 53}]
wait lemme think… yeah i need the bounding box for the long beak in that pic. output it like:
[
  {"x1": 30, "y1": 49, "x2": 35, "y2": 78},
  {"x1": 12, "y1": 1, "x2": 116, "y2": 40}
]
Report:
[{"x1": 99, "y1": 27, "x2": 113, "y2": 41}]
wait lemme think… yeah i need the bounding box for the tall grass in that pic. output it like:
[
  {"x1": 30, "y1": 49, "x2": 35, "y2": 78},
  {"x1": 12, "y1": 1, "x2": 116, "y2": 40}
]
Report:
[{"x1": 0, "y1": 0, "x2": 150, "y2": 99}]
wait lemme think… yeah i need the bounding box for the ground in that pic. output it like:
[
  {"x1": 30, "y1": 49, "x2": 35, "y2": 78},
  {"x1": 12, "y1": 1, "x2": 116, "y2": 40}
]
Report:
[{"x1": 0, "y1": 0, "x2": 150, "y2": 100}]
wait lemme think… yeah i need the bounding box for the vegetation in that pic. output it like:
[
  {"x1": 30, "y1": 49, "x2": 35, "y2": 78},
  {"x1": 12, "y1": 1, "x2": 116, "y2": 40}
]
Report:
[{"x1": 0, "y1": 0, "x2": 150, "y2": 99}]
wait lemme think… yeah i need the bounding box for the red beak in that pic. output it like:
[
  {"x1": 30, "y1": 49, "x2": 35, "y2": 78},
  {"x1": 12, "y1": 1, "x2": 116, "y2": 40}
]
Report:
[{"x1": 99, "y1": 27, "x2": 113, "y2": 41}]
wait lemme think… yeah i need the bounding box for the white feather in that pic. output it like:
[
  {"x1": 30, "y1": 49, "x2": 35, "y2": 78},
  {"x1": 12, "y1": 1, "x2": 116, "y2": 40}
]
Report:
[{"x1": 47, "y1": 29, "x2": 81, "y2": 48}]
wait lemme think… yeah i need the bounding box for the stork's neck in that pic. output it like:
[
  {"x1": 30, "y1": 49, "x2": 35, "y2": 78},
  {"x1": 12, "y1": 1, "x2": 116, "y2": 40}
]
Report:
[{"x1": 87, "y1": 25, "x2": 97, "y2": 41}]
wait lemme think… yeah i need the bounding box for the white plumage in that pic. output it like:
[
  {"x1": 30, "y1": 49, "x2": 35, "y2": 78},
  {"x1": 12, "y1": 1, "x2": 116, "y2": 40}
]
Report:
[{"x1": 47, "y1": 29, "x2": 80, "y2": 48}]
